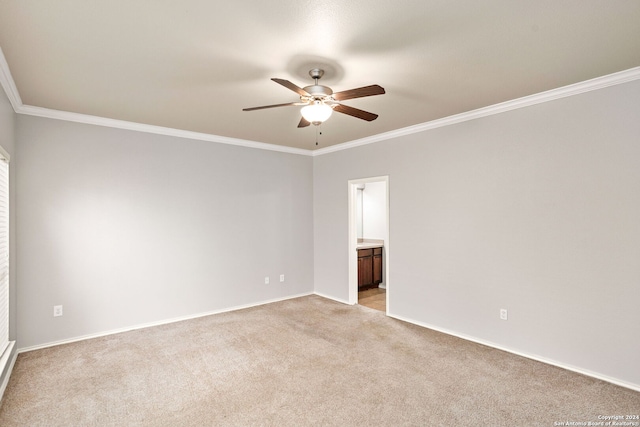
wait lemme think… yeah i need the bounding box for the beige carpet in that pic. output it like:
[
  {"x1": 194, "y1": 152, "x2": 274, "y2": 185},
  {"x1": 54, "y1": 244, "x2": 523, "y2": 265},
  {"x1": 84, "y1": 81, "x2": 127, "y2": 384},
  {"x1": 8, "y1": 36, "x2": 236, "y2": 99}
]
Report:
[{"x1": 0, "y1": 295, "x2": 638, "y2": 426}]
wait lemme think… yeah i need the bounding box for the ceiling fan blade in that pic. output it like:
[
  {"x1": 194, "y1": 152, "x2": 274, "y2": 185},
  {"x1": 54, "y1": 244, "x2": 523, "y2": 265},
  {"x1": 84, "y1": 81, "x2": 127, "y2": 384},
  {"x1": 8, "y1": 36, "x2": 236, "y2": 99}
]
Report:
[
  {"x1": 243, "y1": 102, "x2": 301, "y2": 112},
  {"x1": 271, "y1": 78, "x2": 310, "y2": 97},
  {"x1": 332, "y1": 84, "x2": 385, "y2": 101},
  {"x1": 333, "y1": 104, "x2": 379, "y2": 121},
  {"x1": 297, "y1": 117, "x2": 311, "y2": 128}
]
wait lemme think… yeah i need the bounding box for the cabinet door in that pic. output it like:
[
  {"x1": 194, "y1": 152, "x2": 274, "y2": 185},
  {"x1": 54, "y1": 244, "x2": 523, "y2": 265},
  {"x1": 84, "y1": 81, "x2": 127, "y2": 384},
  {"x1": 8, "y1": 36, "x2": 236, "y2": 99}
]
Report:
[
  {"x1": 373, "y1": 253, "x2": 382, "y2": 285},
  {"x1": 358, "y1": 254, "x2": 373, "y2": 288}
]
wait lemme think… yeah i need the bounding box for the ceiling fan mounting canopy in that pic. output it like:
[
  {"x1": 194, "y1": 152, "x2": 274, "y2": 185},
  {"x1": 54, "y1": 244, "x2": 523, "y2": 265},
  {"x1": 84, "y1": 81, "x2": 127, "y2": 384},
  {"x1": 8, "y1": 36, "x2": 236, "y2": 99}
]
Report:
[
  {"x1": 309, "y1": 68, "x2": 324, "y2": 80},
  {"x1": 242, "y1": 68, "x2": 385, "y2": 128}
]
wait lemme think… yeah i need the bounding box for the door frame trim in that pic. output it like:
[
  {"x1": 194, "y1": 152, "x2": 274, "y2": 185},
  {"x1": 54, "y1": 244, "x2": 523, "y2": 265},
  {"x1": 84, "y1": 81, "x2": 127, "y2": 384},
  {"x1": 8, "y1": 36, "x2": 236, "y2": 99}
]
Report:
[{"x1": 347, "y1": 176, "x2": 390, "y2": 311}]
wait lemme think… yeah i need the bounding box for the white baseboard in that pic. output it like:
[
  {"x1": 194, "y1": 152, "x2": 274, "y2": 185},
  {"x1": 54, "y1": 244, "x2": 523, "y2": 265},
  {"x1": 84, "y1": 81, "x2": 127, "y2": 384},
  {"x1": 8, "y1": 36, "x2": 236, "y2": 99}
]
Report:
[
  {"x1": 387, "y1": 312, "x2": 640, "y2": 393},
  {"x1": 313, "y1": 291, "x2": 351, "y2": 305},
  {"x1": 18, "y1": 292, "x2": 314, "y2": 354}
]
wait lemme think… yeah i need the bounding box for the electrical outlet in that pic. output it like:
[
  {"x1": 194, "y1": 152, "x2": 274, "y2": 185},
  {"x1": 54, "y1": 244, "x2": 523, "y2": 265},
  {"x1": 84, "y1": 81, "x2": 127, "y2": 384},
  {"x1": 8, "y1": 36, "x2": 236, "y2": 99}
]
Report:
[
  {"x1": 280, "y1": 274, "x2": 285, "y2": 282},
  {"x1": 500, "y1": 308, "x2": 508, "y2": 320},
  {"x1": 53, "y1": 305, "x2": 63, "y2": 317},
  {"x1": 264, "y1": 276, "x2": 270, "y2": 285}
]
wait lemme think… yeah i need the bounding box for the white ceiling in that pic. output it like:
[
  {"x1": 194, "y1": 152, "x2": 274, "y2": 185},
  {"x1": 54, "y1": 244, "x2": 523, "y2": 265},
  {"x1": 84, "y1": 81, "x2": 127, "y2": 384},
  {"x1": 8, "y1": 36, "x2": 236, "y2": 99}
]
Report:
[{"x1": 1, "y1": 1, "x2": 639, "y2": 151}]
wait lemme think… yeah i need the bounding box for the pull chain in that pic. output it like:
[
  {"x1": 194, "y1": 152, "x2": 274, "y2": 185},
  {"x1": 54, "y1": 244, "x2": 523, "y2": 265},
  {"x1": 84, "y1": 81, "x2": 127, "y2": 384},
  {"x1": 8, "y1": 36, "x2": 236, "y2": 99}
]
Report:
[{"x1": 315, "y1": 124, "x2": 323, "y2": 146}]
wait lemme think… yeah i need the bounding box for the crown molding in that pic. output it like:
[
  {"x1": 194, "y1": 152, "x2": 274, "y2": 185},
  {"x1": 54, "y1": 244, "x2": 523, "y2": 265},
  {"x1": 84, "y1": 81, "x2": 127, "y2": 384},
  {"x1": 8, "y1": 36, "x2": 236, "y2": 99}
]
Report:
[
  {"x1": 0, "y1": 47, "x2": 22, "y2": 112},
  {"x1": 312, "y1": 66, "x2": 640, "y2": 156},
  {"x1": 17, "y1": 105, "x2": 313, "y2": 156},
  {"x1": 2, "y1": 43, "x2": 638, "y2": 157}
]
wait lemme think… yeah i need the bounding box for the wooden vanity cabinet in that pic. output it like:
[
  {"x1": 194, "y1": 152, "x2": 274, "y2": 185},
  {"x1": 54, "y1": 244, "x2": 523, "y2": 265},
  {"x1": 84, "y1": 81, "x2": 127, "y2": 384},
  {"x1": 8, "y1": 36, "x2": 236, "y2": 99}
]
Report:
[{"x1": 358, "y1": 247, "x2": 383, "y2": 289}]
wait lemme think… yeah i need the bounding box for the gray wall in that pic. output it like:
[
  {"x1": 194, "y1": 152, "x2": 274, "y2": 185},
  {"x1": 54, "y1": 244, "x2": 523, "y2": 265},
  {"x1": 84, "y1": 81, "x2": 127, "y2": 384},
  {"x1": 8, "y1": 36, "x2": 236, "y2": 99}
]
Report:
[
  {"x1": 15, "y1": 116, "x2": 314, "y2": 349},
  {"x1": 313, "y1": 80, "x2": 640, "y2": 387}
]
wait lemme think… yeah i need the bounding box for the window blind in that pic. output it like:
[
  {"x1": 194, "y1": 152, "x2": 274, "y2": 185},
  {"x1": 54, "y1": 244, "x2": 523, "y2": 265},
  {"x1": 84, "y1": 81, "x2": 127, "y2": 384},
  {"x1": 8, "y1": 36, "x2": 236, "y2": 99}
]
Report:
[{"x1": 0, "y1": 158, "x2": 8, "y2": 358}]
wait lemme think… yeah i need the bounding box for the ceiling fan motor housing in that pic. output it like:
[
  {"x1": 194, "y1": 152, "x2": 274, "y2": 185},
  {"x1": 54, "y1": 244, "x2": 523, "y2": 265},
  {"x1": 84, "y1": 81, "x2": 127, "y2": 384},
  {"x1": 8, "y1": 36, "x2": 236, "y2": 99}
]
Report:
[{"x1": 302, "y1": 85, "x2": 333, "y2": 99}]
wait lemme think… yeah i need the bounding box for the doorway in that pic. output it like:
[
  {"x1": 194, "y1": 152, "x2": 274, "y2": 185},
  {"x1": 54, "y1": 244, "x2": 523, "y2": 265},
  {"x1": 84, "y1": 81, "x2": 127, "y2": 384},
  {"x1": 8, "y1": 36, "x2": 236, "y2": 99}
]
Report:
[{"x1": 348, "y1": 176, "x2": 389, "y2": 313}]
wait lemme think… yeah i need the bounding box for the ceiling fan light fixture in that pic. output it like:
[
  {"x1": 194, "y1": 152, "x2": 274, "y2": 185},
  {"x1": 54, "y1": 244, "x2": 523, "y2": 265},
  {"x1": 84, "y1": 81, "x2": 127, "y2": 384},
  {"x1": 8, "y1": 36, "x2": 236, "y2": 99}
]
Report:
[{"x1": 301, "y1": 101, "x2": 333, "y2": 125}]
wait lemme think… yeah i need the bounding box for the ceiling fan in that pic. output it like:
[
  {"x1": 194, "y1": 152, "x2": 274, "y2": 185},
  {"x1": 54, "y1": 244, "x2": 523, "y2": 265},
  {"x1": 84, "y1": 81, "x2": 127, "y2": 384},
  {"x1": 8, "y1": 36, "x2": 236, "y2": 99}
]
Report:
[{"x1": 243, "y1": 68, "x2": 385, "y2": 128}]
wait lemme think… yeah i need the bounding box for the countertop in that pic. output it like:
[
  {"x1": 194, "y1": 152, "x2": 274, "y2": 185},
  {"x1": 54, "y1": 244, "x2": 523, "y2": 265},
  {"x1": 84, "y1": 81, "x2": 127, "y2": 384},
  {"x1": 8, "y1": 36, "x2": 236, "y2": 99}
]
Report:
[{"x1": 356, "y1": 239, "x2": 384, "y2": 250}]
